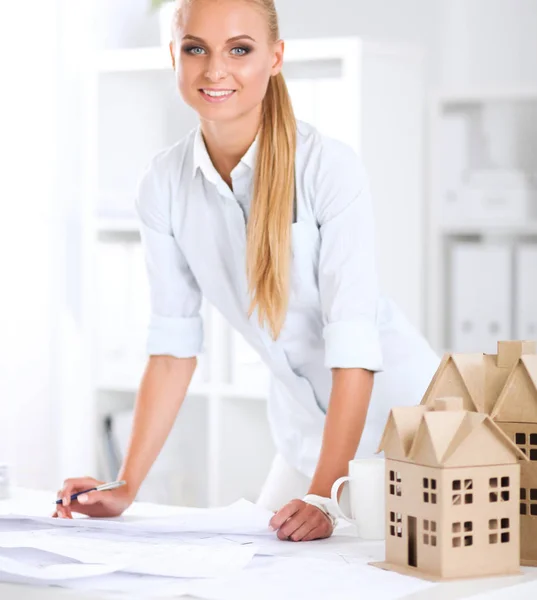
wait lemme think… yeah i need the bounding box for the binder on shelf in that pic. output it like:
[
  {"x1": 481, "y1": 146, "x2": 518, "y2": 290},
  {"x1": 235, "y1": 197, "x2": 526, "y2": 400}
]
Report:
[
  {"x1": 515, "y1": 244, "x2": 537, "y2": 340},
  {"x1": 449, "y1": 242, "x2": 512, "y2": 354}
]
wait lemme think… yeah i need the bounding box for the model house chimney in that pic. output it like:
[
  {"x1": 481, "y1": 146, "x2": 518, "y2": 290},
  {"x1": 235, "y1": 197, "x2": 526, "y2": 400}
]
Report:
[
  {"x1": 433, "y1": 397, "x2": 464, "y2": 411},
  {"x1": 497, "y1": 341, "x2": 536, "y2": 369}
]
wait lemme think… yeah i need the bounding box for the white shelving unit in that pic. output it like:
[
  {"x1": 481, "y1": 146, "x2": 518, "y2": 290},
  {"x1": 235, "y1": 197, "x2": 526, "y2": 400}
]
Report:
[
  {"x1": 80, "y1": 30, "x2": 425, "y2": 508},
  {"x1": 426, "y1": 88, "x2": 537, "y2": 354}
]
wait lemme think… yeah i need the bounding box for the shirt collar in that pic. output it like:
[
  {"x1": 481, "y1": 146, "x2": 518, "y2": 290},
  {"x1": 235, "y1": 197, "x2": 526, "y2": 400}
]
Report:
[{"x1": 192, "y1": 126, "x2": 258, "y2": 183}]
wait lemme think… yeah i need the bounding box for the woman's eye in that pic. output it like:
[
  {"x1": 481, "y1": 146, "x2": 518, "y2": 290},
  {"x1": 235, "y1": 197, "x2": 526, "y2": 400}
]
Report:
[
  {"x1": 183, "y1": 46, "x2": 205, "y2": 55},
  {"x1": 231, "y1": 47, "x2": 251, "y2": 56}
]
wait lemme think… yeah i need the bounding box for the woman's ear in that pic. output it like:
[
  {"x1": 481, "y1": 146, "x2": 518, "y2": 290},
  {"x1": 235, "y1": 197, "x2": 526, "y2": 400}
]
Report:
[
  {"x1": 271, "y1": 39, "x2": 284, "y2": 76},
  {"x1": 169, "y1": 40, "x2": 176, "y2": 71}
]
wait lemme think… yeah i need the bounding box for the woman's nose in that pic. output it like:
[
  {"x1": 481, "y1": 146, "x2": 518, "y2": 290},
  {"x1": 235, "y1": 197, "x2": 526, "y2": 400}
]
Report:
[{"x1": 204, "y1": 56, "x2": 228, "y2": 82}]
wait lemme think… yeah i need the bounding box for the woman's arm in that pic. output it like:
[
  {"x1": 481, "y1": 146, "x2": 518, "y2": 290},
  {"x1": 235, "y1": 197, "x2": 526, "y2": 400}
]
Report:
[
  {"x1": 118, "y1": 355, "x2": 197, "y2": 498},
  {"x1": 56, "y1": 355, "x2": 197, "y2": 518},
  {"x1": 268, "y1": 368, "x2": 373, "y2": 540},
  {"x1": 307, "y1": 367, "x2": 373, "y2": 498}
]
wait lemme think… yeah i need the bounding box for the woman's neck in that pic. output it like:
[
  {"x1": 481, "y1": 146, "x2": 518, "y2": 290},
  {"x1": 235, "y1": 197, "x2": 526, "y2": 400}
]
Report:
[{"x1": 200, "y1": 106, "x2": 261, "y2": 187}]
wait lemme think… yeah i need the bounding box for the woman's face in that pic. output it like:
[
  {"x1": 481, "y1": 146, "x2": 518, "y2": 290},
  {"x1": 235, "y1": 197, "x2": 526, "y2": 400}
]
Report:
[{"x1": 171, "y1": 0, "x2": 283, "y2": 123}]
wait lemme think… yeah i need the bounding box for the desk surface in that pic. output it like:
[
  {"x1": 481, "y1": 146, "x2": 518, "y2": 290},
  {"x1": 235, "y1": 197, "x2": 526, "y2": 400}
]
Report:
[{"x1": 0, "y1": 489, "x2": 536, "y2": 600}]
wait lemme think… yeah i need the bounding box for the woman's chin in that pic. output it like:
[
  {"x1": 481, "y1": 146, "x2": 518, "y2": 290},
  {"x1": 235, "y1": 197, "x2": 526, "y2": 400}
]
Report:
[{"x1": 196, "y1": 105, "x2": 243, "y2": 122}]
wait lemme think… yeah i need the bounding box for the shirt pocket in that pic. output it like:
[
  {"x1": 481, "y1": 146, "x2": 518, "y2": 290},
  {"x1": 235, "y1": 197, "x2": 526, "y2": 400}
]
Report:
[{"x1": 290, "y1": 221, "x2": 321, "y2": 304}]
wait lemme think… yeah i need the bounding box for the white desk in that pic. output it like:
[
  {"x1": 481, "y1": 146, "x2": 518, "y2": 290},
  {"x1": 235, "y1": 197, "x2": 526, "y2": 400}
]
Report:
[{"x1": 1, "y1": 489, "x2": 537, "y2": 600}]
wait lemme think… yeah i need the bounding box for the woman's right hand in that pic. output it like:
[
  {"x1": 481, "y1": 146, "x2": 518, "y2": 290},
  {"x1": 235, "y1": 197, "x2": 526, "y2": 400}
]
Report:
[{"x1": 53, "y1": 477, "x2": 134, "y2": 519}]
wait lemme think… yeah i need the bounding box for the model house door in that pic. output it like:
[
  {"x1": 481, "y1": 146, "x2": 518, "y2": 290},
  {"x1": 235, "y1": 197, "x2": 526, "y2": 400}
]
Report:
[{"x1": 408, "y1": 516, "x2": 417, "y2": 567}]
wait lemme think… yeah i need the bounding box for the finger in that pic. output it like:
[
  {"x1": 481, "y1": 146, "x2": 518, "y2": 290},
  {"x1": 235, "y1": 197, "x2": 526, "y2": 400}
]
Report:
[
  {"x1": 73, "y1": 490, "x2": 107, "y2": 506},
  {"x1": 56, "y1": 501, "x2": 73, "y2": 517},
  {"x1": 269, "y1": 500, "x2": 302, "y2": 531},
  {"x1": 289, "y1": 521, "x2": 317, "y2": 542},
  {"x1": 56, "y1": 506, "x2": 73, "y2": 519},
  {"x1": 278, "y1": 510, "x2": 309, "y2": 540},
  {"x1": 303, "y1": 518, "x2": 333, "y2": 541},
  {"x1": 56, "y1": 489, "x2": 65, "y2": 506},
  {"x1": 60, "y1": 478, "x2": 98, "y2": 507},
  {"x1": 303, "y1": 526, "x2": 325, "y2": 541},
  {"x1": 55, "y1": 488, "x2": 74, "y2": 519}
]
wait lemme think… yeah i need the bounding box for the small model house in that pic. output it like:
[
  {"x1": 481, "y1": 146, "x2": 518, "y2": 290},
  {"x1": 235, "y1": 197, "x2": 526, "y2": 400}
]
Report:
[
  {"x1": 420, "y1": 340, "x2": 537, "y2": 566},
  {"x1": 371, "y1": 397, "x2": 527, "y2": 581}
]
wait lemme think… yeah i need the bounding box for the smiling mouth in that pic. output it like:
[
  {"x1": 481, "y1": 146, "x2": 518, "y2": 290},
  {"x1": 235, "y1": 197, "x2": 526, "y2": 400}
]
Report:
[{"x1": 199, "y1": 89, "x2": 237, "y2": 101}]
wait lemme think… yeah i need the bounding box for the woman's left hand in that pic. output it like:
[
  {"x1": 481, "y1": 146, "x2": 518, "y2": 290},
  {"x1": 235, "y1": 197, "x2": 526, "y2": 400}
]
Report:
[{"x1": 269, "y1": 499, "x2": 334, "y2": 542}]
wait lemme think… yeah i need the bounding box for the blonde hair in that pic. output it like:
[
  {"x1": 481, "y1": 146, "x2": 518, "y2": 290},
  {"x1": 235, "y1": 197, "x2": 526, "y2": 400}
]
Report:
[{"x1": 175, "y1": 0, "x2": 297, "y2": 339}]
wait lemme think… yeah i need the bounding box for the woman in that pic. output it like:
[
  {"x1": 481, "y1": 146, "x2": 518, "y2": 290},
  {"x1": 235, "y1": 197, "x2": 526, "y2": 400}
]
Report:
[{"x1": 55, "y1": 0, "x2": 439, "y2": 542}]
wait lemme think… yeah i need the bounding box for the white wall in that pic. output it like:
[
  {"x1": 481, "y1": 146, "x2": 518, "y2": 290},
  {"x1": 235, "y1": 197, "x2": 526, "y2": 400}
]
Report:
[
  {"x1": 0, "y1": 0, "x2": 97, "y2": 490},
  {"x1": 0, "y1": 1, "x2": 60, "y2": 489},
  {"x1": 276, "y1": 0, "x2": 441, "y2": 80},
  {"x1": 440, "y1": 0, "x2": 537, "y2": 88},
  {"x1": 275, "y1": 0, "x2": 439, "y2": 46},
  {"x1": 276, "y1": 0, "x2": 537, "y2": 89}
]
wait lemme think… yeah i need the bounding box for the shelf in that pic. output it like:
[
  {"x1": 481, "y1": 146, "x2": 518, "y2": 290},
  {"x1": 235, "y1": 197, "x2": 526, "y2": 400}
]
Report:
[
  {"x1": 96, "y1": 381, "x2": 212, "y2": 395},
  {"x1": 95, "y1": 379, "x2": 267, "y2": 400},
  {"x1": 97, "y1": 217, "x2": 140, "y2": 234},
  {"x1": 433, "y1": 87, "x2": 537, "y2": 106},
  {"x1": 219, "y1": 384, "x2": 268, "y2": 401},
  {"x1": 440, "y1": 222, "x2": 537, "y2": 236}
]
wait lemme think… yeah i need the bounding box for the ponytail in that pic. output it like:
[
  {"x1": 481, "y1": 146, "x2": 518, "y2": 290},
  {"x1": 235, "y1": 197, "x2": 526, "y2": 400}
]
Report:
[{"x1": 247, "y1": 72, "x2": 297, "y2": 339}]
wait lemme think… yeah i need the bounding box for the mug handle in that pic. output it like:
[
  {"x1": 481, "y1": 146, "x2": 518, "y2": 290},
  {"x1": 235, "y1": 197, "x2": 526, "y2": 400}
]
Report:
[{"x1": 330, "y1": 476, "x2": 358, "y2": 526}]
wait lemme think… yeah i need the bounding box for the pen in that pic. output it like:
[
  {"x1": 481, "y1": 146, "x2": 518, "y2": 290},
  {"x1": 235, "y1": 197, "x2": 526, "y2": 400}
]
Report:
[{"x1": 55, "y1": 480, "x2": 127, "y2": 504}]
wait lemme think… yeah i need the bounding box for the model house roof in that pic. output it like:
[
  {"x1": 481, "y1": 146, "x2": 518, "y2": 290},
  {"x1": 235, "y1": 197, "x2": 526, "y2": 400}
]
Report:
[
  {"x1": 491, "y1": 355, "x2": 537, "y2": 422},
  {"x1": 378, "y1": 397, "x2": 528, "y2": 468},
  {"x1": 421, "y1": 341, "x2": 537, "y2": 417},
  {"x1": 420, "y1": 353, "x2": 485, "y2": 412}
]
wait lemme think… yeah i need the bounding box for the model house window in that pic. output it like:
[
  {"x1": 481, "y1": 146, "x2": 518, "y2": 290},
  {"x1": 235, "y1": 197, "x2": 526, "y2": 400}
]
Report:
[
  {"x1": 452, "y1": 521, "x2": 472, "y2": 547},
  {"x1": 390, "y1": 512, "x2": 403, "y2": 537},
  {"x1": 521, "y1": 488, "x2": 537, "y2": 516},
  {"x1": 423, "y1": 478, "x2": 437, "y2": 504},
  {"x1": 489, "y1": 518, "x2": 510, "y2": 544},
  {"x1": 515, "y1": 432, "x2": 537, "y2": 459},
  {"x1": 489, "y1": 477, "x2": 510, "y2": 502},
  {"x1": 389, "y1": 470, "x2": 402, "y2": 497},
  {"x1": 515, "y1": 432, "x2": 527, "y2": 455},
  {"x1": 452, "y1": 479, "x2": 473, "y2": 505},
  {"x1": 531, "y1": 434, "x2": 537, "y2": 461},
  {"x1": 423, "y1": 520, "x2": 437, "y2": 546}
]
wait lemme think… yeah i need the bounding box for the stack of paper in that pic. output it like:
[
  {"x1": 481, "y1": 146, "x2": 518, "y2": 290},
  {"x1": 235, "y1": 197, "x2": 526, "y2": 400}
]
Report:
[
  {"x1": 0, "y1": 499, "x2": 273, "y2": 582},
  {"x1": 0, "y1": 498, "x2": 439, "y2": 599},
  {"x1": 20, "y1": 498, "x2": 275, "y2": 535}
]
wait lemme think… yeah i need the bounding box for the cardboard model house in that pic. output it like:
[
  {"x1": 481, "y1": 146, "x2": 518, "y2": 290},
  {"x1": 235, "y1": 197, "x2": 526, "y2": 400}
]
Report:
[
  {"x1": 420, "y1": 340, "x2": 537, "y2": 566},
  {"x1": 371, "y1": 397, "x2": 527, "y2": 581}
]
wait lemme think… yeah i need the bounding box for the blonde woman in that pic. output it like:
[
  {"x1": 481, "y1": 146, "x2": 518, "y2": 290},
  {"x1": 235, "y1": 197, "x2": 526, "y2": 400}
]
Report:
[{"x1": 55, "y1": 0, "x2": 439, "y2": 542}]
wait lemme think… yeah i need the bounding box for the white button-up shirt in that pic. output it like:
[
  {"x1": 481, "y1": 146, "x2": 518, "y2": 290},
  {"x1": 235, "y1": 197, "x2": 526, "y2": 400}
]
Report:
[{"x1": 136, "y1": 120, "x2": 440, "y2": 477}]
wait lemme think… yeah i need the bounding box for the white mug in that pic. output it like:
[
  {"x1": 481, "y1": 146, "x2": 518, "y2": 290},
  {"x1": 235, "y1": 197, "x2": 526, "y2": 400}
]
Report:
[{"x1": 330, "y1": 458, "x2": 385, "y2": 540}]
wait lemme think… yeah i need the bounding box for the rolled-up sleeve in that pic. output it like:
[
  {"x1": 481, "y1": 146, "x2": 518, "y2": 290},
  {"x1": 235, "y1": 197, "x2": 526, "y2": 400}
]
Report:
[
  {"x1": 135, "y1": 157, "x2": 203, "y2": 358},
  {"x1": 316, "y1": 140, "x2": 383, "y2": 372}
]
